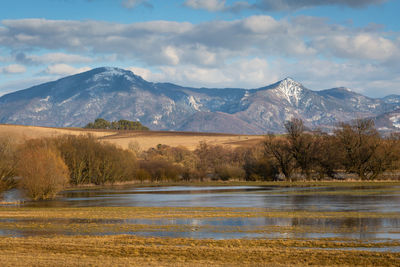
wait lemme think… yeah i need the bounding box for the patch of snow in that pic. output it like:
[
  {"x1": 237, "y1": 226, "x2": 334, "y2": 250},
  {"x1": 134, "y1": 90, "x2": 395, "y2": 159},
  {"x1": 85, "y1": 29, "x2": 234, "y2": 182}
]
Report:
[
  {"x1": 58, "y1": 93, "x2": 80, "y2": 106},
  {"x1": 368, "y1": 104, "x2": 378, "y2": 109},
  {"x1": 188, "y1": 95, "x2": 202, "y2": 111},
  {"x1": 32, "y1": 105, "x2": 48, "y2": 112},
  {"x1": 241, "y1": 90, "x2": 250, "y2": 100},
  {"x1": 276, "y1": 78, "x2": 303, "y2": 106},
  {"x1": 91, "y1": 67, "x2": 136, "y2": 83},
  {"x1": 163, "y1": 99, "x2": 175, "y2": 115},
  {"x1": 40, "y1": 96, "x2": 50, "y2": 102},
  {"x1": 389, "y1": 114, "x2": 400, "y2": 128}
]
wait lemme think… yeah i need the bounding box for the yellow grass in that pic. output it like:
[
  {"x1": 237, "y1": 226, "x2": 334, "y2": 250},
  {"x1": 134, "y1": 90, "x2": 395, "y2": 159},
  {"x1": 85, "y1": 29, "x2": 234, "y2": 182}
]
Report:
[
  {"x1": 0, "y1": 235, "x2": 399, "y2": 266},
  {"x1": 0, "y1": 124, "x2": 264, "y2": 150},
  {"x1": 1, "y1": 206, "x2": 399, "y2": 266},
  {"x1": 1, "y1": 206, "x2": 400, "y2": 221}
]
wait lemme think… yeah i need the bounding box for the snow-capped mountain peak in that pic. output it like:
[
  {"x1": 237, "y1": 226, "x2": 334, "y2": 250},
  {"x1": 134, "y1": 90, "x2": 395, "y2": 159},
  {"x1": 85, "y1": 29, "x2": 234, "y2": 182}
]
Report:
[
  {"x1": 0, "y1": 67, "x2": 398, "y2": 134},
  {"x1": 89, "y1": 67, "x2": 144, "y2": 83},
  {"x1": 274, "y1": 77, "x2": 305, "y2": 105}
]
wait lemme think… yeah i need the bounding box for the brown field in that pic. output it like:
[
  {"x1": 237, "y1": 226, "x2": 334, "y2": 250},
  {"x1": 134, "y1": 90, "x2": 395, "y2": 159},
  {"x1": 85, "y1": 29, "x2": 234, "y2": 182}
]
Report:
[{"x1": 0, "y1": 124, "x2": 264, "y2": 150}]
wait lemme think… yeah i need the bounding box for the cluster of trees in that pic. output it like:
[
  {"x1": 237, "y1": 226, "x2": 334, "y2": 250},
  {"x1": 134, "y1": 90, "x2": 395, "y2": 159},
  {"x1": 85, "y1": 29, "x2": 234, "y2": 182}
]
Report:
[
  {"x1": 84, "y1": 118, "x2": 149, "y2": 131},
  {"x1": 0, "y1": 118, "x2": 399, "y2": 200},
  {"x1": 264, "y1": 118, "x2": 400, "y2": 181},
  {"x1": 0, "y1": 135, "x2": 137, "y2": 200}
]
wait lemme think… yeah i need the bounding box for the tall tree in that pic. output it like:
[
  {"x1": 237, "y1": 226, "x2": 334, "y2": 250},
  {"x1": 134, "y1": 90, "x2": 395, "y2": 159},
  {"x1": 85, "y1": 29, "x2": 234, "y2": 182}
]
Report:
[
  {"x1": 284, "y1": 118, "x2": 316, "y2": 179},
  {"x1": 334, "y1": 119, "x2": 385, "y2": 180}
]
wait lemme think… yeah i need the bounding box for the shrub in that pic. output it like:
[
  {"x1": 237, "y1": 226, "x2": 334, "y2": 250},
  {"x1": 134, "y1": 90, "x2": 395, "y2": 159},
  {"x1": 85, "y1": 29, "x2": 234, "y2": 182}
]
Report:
[
  {"x1": 17, "y1": 146, "x2": 69, "y2": 200},
  {"x1": 139, "y1": 159, "x2": 182, "y2": 182},
  {"x1": 215, "y1": 165, "x2": 245, "y2": 181}
]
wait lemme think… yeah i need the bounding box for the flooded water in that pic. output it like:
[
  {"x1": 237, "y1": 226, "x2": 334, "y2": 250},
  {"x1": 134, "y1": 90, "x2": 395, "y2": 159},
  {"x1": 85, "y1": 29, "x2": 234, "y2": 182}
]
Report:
[
  {"x1": 19, "y1": 185, "x2": 400, "y2": 213},
  {"x1": 2, "y1": 185, "x2": 400, "y2": 249}
]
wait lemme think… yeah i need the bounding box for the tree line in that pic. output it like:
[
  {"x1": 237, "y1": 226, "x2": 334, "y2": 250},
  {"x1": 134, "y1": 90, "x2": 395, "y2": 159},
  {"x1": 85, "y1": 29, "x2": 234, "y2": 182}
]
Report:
[
  {"x1": 84, "y1": 118, "x2": 149, "y2": 131},
  {"x1": 0, "y1": 118, "x2": 399, "y2": 200}
]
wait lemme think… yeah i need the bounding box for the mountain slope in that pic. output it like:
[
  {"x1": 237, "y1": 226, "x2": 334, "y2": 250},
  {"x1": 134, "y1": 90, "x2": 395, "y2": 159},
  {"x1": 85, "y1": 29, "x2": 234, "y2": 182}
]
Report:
[{"x1": 0, "y1": 67, "x2": 398, "y2": 134}]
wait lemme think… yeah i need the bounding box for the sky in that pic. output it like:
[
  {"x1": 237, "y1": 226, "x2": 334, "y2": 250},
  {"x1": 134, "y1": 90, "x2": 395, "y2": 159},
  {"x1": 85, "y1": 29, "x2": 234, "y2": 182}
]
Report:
[{"x1": 0, "y1": 0, "x2": 399, "y2": 97}]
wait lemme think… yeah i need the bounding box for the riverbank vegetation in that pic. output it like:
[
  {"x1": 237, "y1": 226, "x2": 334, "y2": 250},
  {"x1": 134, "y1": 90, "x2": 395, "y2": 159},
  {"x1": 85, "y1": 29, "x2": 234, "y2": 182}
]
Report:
[{"x1": 0, "y1": 118, "x2": 399, "y2": 200}]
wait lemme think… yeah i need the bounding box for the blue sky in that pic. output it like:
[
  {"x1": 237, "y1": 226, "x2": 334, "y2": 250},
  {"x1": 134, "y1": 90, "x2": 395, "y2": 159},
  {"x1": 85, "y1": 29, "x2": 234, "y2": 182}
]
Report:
[{"x1": 0, "y1": 0, "x2": 399, "y2": 97}]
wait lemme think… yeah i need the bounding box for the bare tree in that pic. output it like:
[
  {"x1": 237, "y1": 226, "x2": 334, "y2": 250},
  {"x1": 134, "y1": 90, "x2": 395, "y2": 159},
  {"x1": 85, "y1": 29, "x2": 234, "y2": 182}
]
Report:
[
  {"x1": 284, "y1": 118, "x2": 316, "y2": 179},
  {"x1": 264, "y1": 134, "x2": 295, "y2": 180},
  {"x1": 334, "y1": 119, "x2": 385, "y2": 180}
]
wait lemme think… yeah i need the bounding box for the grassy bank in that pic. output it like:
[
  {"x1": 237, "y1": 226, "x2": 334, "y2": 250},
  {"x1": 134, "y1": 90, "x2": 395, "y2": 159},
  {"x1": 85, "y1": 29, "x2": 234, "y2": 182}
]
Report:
[{"x1": 63, "y1": 180, "x2": 400, "y2": 190}]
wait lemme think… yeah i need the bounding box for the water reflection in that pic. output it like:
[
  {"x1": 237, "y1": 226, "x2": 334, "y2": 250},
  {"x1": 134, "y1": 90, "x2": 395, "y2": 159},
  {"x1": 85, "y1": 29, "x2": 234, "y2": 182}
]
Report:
[
  {"x1": 18, "y1": 185, "x2": 400, "y2": 214},
  {"x1": 1, "y1": 216, "x2": 400, "y2": 241},
  {"x1": 1, "y1": 185, "x2": 400, "y2": 245}
]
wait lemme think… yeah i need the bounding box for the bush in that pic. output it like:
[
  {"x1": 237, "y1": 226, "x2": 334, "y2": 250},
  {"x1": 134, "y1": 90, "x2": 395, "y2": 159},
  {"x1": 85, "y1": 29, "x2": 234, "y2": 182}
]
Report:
[
  {"x1": 139, "y1": 159, "x2": 183, "y2": 182},
  {"x1": 17, "y1": 146, "x2": 69, "y2": 200},
  {"x1": 215, "y1": 165, "x2": 245, "y2": 181}
]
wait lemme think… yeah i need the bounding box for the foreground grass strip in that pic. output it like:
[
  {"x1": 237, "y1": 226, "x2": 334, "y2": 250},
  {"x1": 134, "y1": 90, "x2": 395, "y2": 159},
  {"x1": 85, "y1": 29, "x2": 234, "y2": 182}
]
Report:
[
  {"x1": 1, "y1": 207, "x2": 400, "y2": 219},
  {"x1": 0, "y1": 235, "x2": 398, "y2": 266}
]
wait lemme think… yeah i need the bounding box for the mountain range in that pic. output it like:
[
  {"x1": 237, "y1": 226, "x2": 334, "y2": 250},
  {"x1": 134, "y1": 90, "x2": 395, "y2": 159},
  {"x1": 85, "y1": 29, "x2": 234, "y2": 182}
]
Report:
[{"x1": 0, "y1": 67, "x2": 399, "y2": 134}]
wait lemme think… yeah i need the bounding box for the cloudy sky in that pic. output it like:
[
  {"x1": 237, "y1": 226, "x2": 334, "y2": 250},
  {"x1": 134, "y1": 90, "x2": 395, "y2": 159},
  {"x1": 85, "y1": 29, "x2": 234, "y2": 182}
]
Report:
[{"x1": 0, "y1": 0, "x2": 399, "y2": 97}]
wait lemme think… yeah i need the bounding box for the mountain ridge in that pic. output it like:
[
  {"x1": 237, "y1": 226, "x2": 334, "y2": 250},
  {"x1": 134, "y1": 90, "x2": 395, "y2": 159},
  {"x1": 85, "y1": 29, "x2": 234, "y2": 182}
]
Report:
[{"x1": 0, "y1": 67, "x2": 398, "y2": 134}]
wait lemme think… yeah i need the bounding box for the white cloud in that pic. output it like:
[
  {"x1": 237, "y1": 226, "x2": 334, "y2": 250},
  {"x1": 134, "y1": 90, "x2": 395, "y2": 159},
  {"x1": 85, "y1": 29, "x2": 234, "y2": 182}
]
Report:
[
  {"x1": 252, "y1": 0, "x2": 388, "y2": 11},
  {"x1": 44, "y1": 64, "x2": 91, "y2": 76},
  {"x1": 127, "y1": 66, "x2": 153, "y2": 80},
  {"x1": 184, "y1": 0, "x2": 388, "y2": 12},
  {"x1": 313, "y1": 34, "x2": 399, "y2": 61},
  {"x1": 0, "y1": 16, "x2": 399, "y2": 96},
  {"x1": 184, "y1": 0, "x2": 226, "y2": 11},
  {"x1": 149, "y1": 58, "x2": 277, "y2": 89},
  {"x1": 0, "y1": 64, "x2": 26, "y2": 74},
  {"x1": 16, "y1": 52, "x2": 93, "y2": 65},
  {"x1": 2, "y1": 16, "x2": 398, "y2": 65},
  {"x1": 121, "y1": 0, "x2": 152, "y2": 9},
  {"x1": 162, "y1": 46, "x2": 180, "y2": 65}
]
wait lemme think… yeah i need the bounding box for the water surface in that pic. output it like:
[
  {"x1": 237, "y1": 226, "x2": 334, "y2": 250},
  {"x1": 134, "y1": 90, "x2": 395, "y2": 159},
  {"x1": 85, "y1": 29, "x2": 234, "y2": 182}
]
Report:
[{"x1": 2, "y1": 185, "x2": 400, "y2": 248}]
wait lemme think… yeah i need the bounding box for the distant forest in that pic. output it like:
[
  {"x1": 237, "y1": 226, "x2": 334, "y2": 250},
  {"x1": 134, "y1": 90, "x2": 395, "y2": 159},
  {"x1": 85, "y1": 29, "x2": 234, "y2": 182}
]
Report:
[
  {"x1": 1, "y1": 118, "x2": 399, "y2": 200},
  {"x1": 84, "y1": 118, "x2": 149, "y2": 131}
]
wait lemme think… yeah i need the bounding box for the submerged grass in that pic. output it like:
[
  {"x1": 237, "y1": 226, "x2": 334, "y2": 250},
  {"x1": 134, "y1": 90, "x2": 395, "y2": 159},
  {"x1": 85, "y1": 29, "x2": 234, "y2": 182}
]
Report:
[{"x1": 1, "y1": 206, "x2": 400, "y2": 219}]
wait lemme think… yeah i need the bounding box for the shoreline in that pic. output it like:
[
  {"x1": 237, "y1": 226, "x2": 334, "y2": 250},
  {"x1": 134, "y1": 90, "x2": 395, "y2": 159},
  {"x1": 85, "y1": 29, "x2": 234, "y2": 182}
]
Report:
[{"x1": 63, "y1": 180, "x2": 400, "y2": 191}]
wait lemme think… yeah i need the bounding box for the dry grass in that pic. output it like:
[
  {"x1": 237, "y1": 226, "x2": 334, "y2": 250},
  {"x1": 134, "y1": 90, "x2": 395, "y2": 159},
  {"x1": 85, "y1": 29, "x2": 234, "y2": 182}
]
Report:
[
  {"x1": 0, "y1": 235, "x2": 399, "y2": 266},
  {"x1": 1, "y1": 205, "x2": 399, "y2": 266},
  {"x1": 1, "y1": 206, "x2": 400, "y2": 220},
  {"x1": 0, "y1": 124, "x2": 264, "y2": 150}
]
